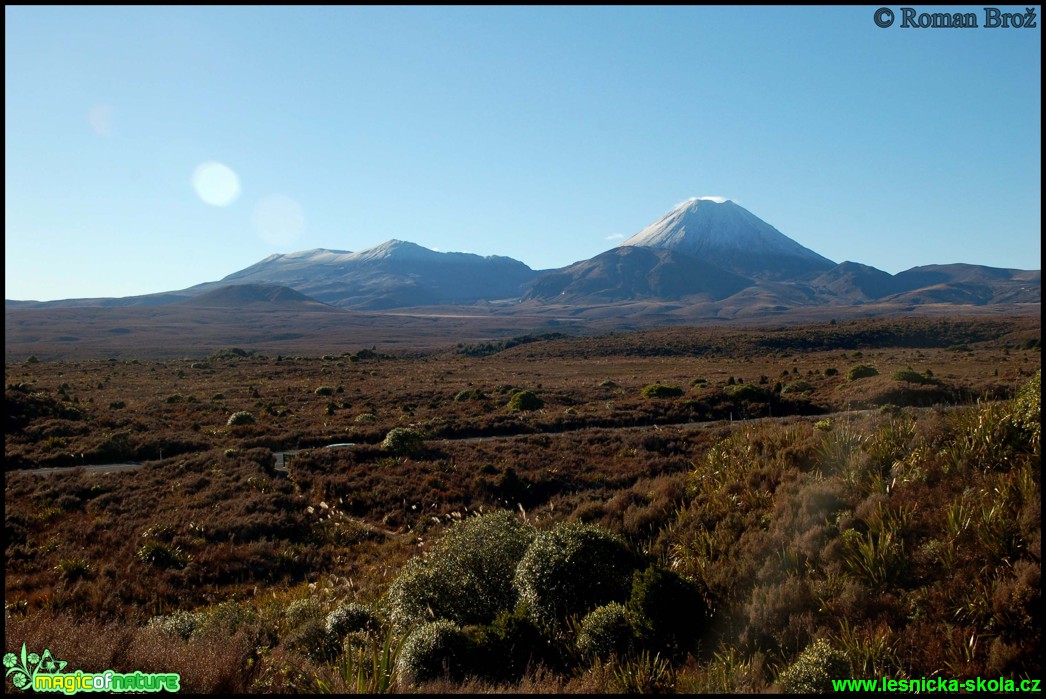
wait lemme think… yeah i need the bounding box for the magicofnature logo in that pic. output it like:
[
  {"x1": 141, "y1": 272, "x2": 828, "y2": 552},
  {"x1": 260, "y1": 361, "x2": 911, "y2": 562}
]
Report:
[{"x1": 4, "y1": 644, "x2": 180, "y2": 694}]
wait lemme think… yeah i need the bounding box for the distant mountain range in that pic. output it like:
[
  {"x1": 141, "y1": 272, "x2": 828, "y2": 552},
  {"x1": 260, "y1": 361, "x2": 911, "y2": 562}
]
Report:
[{"x1": 7, "y1": 198, "x2": 1040, "y2": 315}]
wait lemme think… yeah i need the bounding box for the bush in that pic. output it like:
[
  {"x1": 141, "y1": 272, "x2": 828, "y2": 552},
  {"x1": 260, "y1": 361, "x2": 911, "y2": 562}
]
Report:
[
  {"x1": 507, "y1": 390, "x2": 544, "y2": 412},
  {"x1": 891, "y1": 369, "x2": 931, "y2": 384},
  {"x1": 454, "y1": 388, "x2": 486, "y2": 401},
  {"x1": 314, "y1": 386, "x2": 335, "y2": 396},
  {"x1": 729, "y1": 384, "x2": 771, "y2": 401},
  {"x1": 577, "y1": 602, "x2": 637, "y2": 660},
  {"x1": 148, "y1": 609, "x2": 205, "y2": 640},
  {"x1": 846, "y1": 365, "x2": 879, "y2": 381},
  {"x1": 781, "y1": 380, "x2": 814, "y2": 395},
  {"x1": 474, "y1": 607, "x2": 555, "y2": 682},
  {"x1": 386, "y1": 510, "x2": 535, "y2": 631},
  {"x1": 285, "y1": 618, "x2": 339, "y2": 662},
  {"x1": 629, "y1": 565, "x2": 708, "y2": 656},
  {"x1": 381, "y1": 428, "x2": 425, "y2": 456},
  {"x1": 396, "y1": 620, "x2": 471, "y2": 686},
  {"x1": 513, "y1": 522, "x2": 638, "y2": 628},
  {"x1": 325, "y1": 601, "x2": 380, "y2": 641},
  {"x1": 778, "y1": 638, "x2": 850, "y2": 693},
  {"x1": 642, "y1": 384, "x2": 684, "y2": 399},
  {"x1": 226, "y1": 411, "x2": 256, "y2": 426}
]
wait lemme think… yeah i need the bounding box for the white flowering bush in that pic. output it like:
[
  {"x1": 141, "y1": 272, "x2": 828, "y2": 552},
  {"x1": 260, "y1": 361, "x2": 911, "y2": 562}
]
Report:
[
  {"x1": 513, "y1": 522, "x2": 637, "y2": 628},
  {"x1": 226, "y1": 410, "x2": 256, "y2": 426},
  {"x1": 386, "y1": 510, "x2": 534, "y2": 631},
  {"x1": 381, "y1": 427, "x2": 425, "y2": 456},
  {"x1": 395, "y1": 620, "x2": 470, "y2": 686},
  {"x1": 778, "y1": 638, "x2": 850, "y2": 693},
  {"x1": 325, "y1": 601, "x2": 380, "y2": 641},
  {"x1": 576, "y1": 602, "x2": 638, "y2": 659}
]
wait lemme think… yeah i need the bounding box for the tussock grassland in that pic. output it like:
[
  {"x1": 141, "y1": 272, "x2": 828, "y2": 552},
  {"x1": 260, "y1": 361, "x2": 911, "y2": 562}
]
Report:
[{"x1": 5, "y1": 316, "x2": 1040, "y2": 692}]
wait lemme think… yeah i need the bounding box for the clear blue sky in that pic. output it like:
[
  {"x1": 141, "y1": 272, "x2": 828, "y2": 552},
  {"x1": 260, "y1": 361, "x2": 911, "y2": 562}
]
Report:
[{"x1": 5, "y1": 5, "x2": 1041, "y2": 301}]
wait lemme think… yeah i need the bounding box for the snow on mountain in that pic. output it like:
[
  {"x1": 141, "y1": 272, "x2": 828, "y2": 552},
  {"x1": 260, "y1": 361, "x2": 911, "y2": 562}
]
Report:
[{"x1": 619, "y1": 198, "x2": 835, "y2": 280}]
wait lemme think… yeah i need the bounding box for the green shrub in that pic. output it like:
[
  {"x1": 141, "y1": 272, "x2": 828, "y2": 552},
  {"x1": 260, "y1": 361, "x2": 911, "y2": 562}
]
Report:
[
  {"x1": 355, "y1": 413, "x2": 377, "y2": 423},
  {"x1": 846, "y1": 365, "x2": 879, "y2": 381},
  {"x1": 314, "y1": 386, "x2": 335, "y2": 396},
  {"x1": 226, "y1": 410, "x2": 256, "y2": 426},
  {"x1": 507, "y1": 390, "x2": 544, "y2": 411},
  {"x1": 381, "y1": 427, "x2": 425, "y2": 456},
  {"x1": 729, "y1": 384, "x2": 771, "y2": 401},
  {"x1": 474, "y1": 607, "x2": 555, "y2": 682},
  {"x1": 454, "y1": 388, "x2": 486, "y2": 401},
  {"x1": 326, "y1": 602, "x2": 381, "y2": 641},
  {"x1": 891, "y1": 369, "x2": 930, "y2": 384},
  {"x1": 577, "y1": 602, "x2": 638, "y2": 660},
  {"x1": 824, "y1": 367, "x2": 839, "y2": 377},
  {"x1": 148, "y1": 609, "x2": 205, "y2": 640},
  {"x1": 513, "y1": 522, "x2": 638, "y2": 628},
  {"x1": 396, "y1": 620, "x2": 471, "y2": 686},
  {"x1": 629, "y1": 565, "x2": 708, "y2": 656},
  {"x1": 386, "y1": 510, "x2": 535, "y2": 631},
  {"x1": 285, "y1": 598, "x2": 323, "y2": 629},
  {"x1": 285, "y1": 618, "x2": 340, "y2": 662},
  {"x1": 778, "y1": 638, "x2": 850, "y2": 693},
  {"x1": 642, "y1": 384, "x2": 684, "y2": 399},
  {"x1": 781, "y1": 380, "x2": 814, "y2": 395}
]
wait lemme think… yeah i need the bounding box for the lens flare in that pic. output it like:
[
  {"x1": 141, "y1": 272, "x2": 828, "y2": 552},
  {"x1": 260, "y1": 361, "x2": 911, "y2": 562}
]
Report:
[
  {"x1": 253, "y1": 194, "x2": 306, "y2": 247},
  {"x1": 191, "y1": 162, "x2": 241, "y2": 206}
]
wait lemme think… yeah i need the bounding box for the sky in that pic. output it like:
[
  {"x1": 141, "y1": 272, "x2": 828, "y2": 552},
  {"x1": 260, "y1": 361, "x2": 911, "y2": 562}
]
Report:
[{"x1": 5, "y1": 5, "x2": 1041, "y2": 301}]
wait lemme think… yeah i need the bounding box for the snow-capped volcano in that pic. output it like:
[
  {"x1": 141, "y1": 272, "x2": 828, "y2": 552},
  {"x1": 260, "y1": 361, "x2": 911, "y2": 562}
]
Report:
[{"x1": 619, "y1": 198, "x2": 834, "y2": 280}]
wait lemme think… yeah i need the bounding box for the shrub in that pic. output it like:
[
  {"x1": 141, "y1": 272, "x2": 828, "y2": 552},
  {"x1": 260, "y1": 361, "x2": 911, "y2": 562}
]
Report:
[
  {"x1": 781, "y1": 380, "x2": 814, "y2": 395},
  {"x1": 285, "y1": 618, "x2": 339, "y2": 662},
  {"x1": 355, "y1": 413, "x2": 377, "y2": 423},
  {"x1": 642, "y1": 384, "x2": 684, "y2": 399},
  {"x1": 474, "y1": 607, "x2": 555, "y2": 682},
  {"x1": 846, "y1": 365, "x2": 879, "y2": 381},
  {"x1": 227, "y1": 411, "x2": 256, "y2": 426},
  {"x1": 729, "y1": 384, "x2": 771, "y2": 401},
  {"x1": 314, "y1": 386, "x2": 335, "y2": 396},
  {"x1": 778, "y1": 638, "x2": 850, "y2": 693},
  {"x1": 514, "y1": 522, "x2": 638, "y2": 628},
  {"x1": 824, "y1": 367, "x2": 839, "y2": 377},
  {"x1": 891, "y1": 369, "x2": 931, "y2": 384},
  {"x1": 454, "y1": 388, "x2": 486, "y2": 401},
  {"x1": 507, "y1": 390, "x2": 544, "y2": 412},
  {"x1": 325, "y1": 602, "x2": 380, "y2": 641},
  {"x1": 577, "y1": 602, "x2": 638, "y2": 660},
  {"x1": 148, "y1": 609, "x2": 205, "y2": 640},
  {"x1": 386, "y1": 510, "x2": 535, "y2": 631},
  {"x1": 629, "y1": 565, "x2": 708, "y2": 656},
  {"x1": 285, "y1": 598, "x2": 323, "y2": 629},
  {"x1": 381, "y1": 427, "x2": 425, "y2": 456},
  {"x1": 396, "y1": 620, "x2": 471, "y2": 686}
]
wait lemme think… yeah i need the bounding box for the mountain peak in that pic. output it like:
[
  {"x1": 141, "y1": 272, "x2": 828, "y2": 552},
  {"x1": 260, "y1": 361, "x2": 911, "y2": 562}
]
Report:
[{"x1": 619, "y1": 198, "x2": 833, "y2": 280}]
